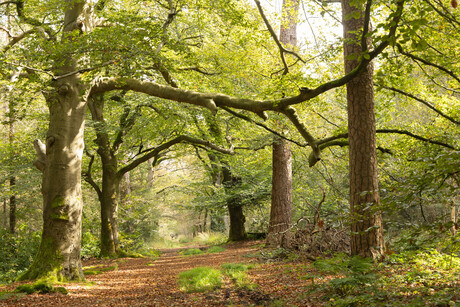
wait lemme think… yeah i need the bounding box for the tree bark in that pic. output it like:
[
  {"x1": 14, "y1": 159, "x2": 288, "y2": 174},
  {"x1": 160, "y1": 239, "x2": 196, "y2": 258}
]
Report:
[
  {"x1": 267, "y1": 138, "x2": 293, "y2": 247},
  {"x1": 223, "y1": 167, "x2": 247, "y2": 241},
  {"x1": 342, "y1": 0, "x2": 384, "y2": 258},
  {"x1": 266, "y1": 0, "x2": 297, "y2": 248},
  {"x1": 20, "y1": 0, "x2": 86, "y2": 281},
  {"x1": 88, "y1": 95, "x2": 122, "y2": 258},
  {"x1": 228, "y1": 203, "x2": 246, "y2": 241}
]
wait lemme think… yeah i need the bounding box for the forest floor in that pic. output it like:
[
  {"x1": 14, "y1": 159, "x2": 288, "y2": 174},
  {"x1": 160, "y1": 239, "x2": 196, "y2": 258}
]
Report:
[
  {"x1": 1, "y1": 239, "x2": 459, "y2": 306},
  {"x1": 0, "y1": 240, "x2": 320, "y2": 306}
]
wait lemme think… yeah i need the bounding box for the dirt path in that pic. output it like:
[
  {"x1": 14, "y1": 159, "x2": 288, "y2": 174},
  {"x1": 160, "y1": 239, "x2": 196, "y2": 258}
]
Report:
[{"x1": 1, "y1": 240, "x2": 314, "y2": 306}]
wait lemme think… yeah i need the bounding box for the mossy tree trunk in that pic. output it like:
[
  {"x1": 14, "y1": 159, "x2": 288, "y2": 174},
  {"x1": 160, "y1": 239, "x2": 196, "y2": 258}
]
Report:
[
  {"x1": 342, "y1": 0, "x2": 384, "y2": 258},
  {"x1": 22, "y1": 0, "x2": 86, "y2": 281},
  {"x1": 223, "y1": 167, "x2": 247, "y2": 241}
]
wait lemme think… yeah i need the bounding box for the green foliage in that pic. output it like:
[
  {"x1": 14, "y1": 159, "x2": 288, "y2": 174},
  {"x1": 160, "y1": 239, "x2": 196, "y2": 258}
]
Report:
[
  {"x1": 179, "y1": 248, "x2": 204, "y2": 256},
  {"x1": 314, "y1": 254, "x2": 377, "y2": 296},
  {"x1": 306, "y1": 249, "x2": 460, "y2": 305},
  {"x1": 193, "y1": 232, "x2": 228, "y2": 246},
  {"x1": 0, "y1": 226, "x2": 41, "y2": 283},
  {"x1": 206, "y1": 246, "x2": 226, "y2": 254},
  {"x1": 178, "y1": 267, "x2": 222, "y2": 292},
  {"x1": 81, "y1": 231, "x2": 101, "y2": 259}
]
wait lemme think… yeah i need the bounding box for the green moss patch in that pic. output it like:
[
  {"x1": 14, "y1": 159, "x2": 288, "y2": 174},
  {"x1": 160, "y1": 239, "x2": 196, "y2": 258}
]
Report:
[
  {"x1": 14, "y1": 280, "x2": 68, "y2": 295},
  {"x1": 83, "y1": 264, "x2": 118, "y2": 276},
  {"x1": 206, "y1": 246, "x2": 226, "y2": 254},
  {"x1": 179, "y1": 248, "x2": 204, "y2": 256}
]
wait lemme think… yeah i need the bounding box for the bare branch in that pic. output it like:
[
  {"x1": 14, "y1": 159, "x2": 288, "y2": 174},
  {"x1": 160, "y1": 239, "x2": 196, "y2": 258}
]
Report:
[
  {"x1": 396, "y1": 44, "x2": 460, "y2": 84},
  {"x1": 33, "y1": 139, "x2": 46, "y2": 172},
  {"x1": 178, "y1": 66, "x2": 219, "y2": 76},
  {"x1": 282, "y1": 106, "x2": 320, "y2": 166},
  {"x1": 220, "y1": 106, "x2": 305, "y2": 147},
  {"x1": 83, "y1": 150, "x2": 103, "y2": 201},
  {"x1": 254, "y1": 0, "x2": 305, "y2": 75},
  {"x1": 118, "y1": 135, "x2": 234, "y2": 177},
  {"x1": 318, "y1": 129, "x2": 457, "y2": 150},
  {"x1": 378, "y1": 84, "x2": 460, "y2": 125}
]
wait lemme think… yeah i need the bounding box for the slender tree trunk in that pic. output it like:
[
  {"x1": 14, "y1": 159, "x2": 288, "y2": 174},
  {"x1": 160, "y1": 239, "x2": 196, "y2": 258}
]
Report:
[
  {"x1": 3, "y1": 200, "x2": 6, "y2": 229},
  {"x1": 267, "y1": 0, "x2": 297, "y2": 248},
  {"x1": 342, "y1": 0, "x2": 384, "y2": 258},
  {"x1": 9, "y1": 176, "x2": 16, "y2": 234},
  {"x1": 8, "y1": 101, "x2": 16, "y2": 234},
  {"x1": 21, "y1": 1, "x2": 86, "y2": 281}
]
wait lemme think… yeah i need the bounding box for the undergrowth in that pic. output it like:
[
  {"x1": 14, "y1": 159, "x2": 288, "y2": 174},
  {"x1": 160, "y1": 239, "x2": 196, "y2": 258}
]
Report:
[{"x1": 304, "y1": 249, "x2": 460, "y2": 306}]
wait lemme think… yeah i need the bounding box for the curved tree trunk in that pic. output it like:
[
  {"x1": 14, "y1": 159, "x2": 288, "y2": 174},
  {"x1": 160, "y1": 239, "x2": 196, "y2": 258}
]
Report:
[
  {"x1": 342, "y1": 0, "x2": 384, "y2": 258},
  {"x1": 21, "y1": 0, "x2": 86, "y2": 281},
  {"x1": 88, "y1": 95, "x2": 122, "y2": 258}
]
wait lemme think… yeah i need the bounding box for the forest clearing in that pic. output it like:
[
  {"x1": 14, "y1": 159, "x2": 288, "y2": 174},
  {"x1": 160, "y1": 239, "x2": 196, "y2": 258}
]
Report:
[{"x1": 0, "y1": 0, "x2": 459, "y2": 306}]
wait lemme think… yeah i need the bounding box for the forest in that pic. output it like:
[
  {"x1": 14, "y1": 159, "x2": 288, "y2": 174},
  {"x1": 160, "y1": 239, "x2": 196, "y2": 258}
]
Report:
[{"x1": 0, "y1": 0, "x2": 458, "y2": 305}]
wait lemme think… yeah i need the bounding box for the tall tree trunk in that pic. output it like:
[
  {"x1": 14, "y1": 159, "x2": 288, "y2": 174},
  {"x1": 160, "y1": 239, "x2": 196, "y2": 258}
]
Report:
[
  {"x1": 342, "y1": 0, "x2": 384, "y2": 258},
  {"x1": 9, "y1": 176, "x2": 16, "y2": 234},
  {"x1": 8, "y1": 104, "x2": 16, "y2": 234},
  {"x1": 267, "y1": 0, "x2": 297, "y2": 248},
  {"x1": 100, "y1": 154, "x2": 121, "y2": 257},
  {"x1": 88, "y1": 95, "x2": 122, "y2": 258},
  {"x1": 267, "y1": 138, "x2": 292, "y2": 246},
  {"x1": 21, "y1": 1, "x2": 86, "y2": 281},
  {"x1": 2, "y1": 200, "x2": 6, "y2": 229}
]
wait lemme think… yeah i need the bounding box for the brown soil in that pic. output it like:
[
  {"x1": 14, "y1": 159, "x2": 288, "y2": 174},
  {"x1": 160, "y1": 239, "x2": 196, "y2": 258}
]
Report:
[{"x1": 0, "y1": 240, "x2": 318, "y2": 306}]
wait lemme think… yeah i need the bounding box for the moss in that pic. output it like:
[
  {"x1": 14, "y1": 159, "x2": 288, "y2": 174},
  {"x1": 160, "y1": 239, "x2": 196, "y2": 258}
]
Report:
[
  {"x1": 17, "y1": 237, "x2": 66, "y2": 282},
  {"x1": 83, "y1": 264, "x2": 117, "y2": 276},
  {"x1": 51, "y1": 196, "x2": 66, "y2": 208},
  {"x1": 51, "y1": 214, "x2": 70, "y2": 221},
  {"x1": 14, "y1": 281, "x2": 68, "y2": 295}
]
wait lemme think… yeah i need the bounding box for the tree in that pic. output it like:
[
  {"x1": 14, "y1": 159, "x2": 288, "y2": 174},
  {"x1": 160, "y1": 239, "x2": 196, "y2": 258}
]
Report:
[
  {"x1": 22, "y1": 0, "x2": 87, "y2": 281},
  {"x1": 266, "y1": 0, "x2": 299, "y2": 247},
  {"x1": 341, "y1": 0, "x2": 385, "y2": 258}
]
